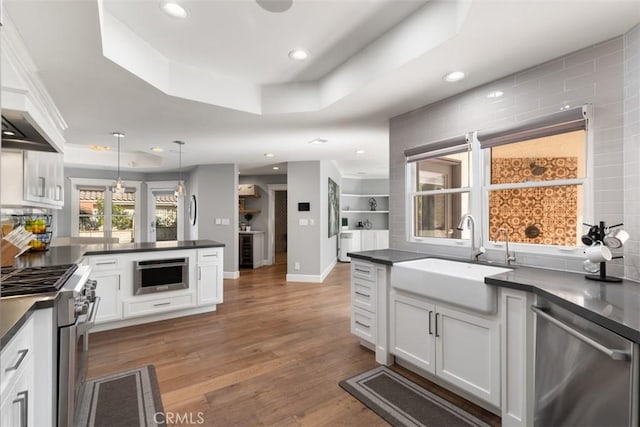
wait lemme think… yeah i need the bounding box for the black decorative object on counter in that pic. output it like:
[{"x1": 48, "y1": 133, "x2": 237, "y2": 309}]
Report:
[
  {"x1": 369, "y1": 197, "x2": 377, "y2": 211},
  {"x1": 583, "y1": 221, "x2": 623, "y2": 283}
]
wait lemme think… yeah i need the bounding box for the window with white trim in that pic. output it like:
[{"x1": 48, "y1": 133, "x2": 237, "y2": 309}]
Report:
[
  {"x1": 70, "y1": 178, "x2": 142, "y2": 243},
  {"x1": 406, "y1": 136, "x2": 472, "y2": 240},
  {"x1": 406, "y1": 105, "x2": 590, "y2": 249}
]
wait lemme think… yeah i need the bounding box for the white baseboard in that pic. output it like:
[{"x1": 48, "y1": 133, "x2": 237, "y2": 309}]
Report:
[
  {"x1": 286, "y1": 259, "x2": 337, "y2": 283},
  {"x1": 224, "y1": 271, "x2": 240, "y2": 279}
]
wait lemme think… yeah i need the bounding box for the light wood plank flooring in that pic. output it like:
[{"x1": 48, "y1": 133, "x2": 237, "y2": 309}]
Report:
[{"x1": 88, "y1": 258, "x2": 500, "y2": 426}]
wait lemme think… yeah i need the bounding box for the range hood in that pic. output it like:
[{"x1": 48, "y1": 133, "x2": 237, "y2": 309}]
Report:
[{"x1": 1, "y1": 110, "x2": 57, "y2": 153}]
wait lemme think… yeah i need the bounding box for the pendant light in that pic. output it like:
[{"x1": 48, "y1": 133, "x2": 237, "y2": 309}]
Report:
[
  {"x1": 111, "y1": 132, "x2": 125, "y2": 194},
  {"x1": 174, "y1": 140, "x2": 186, "y2": 196}
]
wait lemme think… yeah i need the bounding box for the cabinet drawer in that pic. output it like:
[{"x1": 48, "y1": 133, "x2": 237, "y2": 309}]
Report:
[
  {"x1": 89, "y1": 256, "x2": 121, "y2": 271},
  {"x1": 351, "y1": 307, "x2": 376, "y2": 344},
  {"x1": 352, "y1": 261, "x2": 375, "y2": 282},
  {"x1": 352, "y1": 278, "x2": 376, "y2": 312},
  {"x1": 123, "y1": 294, "x2": 195, "y2": 318},
  {"x1": 1, "y1": 316, "x2": 34, "y2": 394},
  {"x1": 198, "y1": 249, "x2": 221, "y2": 264}
]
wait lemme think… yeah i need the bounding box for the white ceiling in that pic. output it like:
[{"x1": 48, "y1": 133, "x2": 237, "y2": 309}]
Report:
[{"x1": 4, "y1": 0, "x2": 640, "y2": 178}]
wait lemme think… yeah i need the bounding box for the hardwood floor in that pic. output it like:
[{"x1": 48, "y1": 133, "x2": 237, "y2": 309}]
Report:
[{"x1": 88, "y1": 258, "x2": 500, "y2": 426}]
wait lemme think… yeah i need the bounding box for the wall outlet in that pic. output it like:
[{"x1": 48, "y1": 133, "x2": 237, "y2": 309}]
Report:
[
  {"x1": 299, "y1": 218, "x2": 308, "y2": 226},
  {"x1": 294, "y1": 262, "x2": 300, "y2": 270},
  {"x1": 309, "y1": 219, "x2": 314, "y2": 226},
  {"x1": 221, "y1": 218, "x2": 230, "y2": 225}
]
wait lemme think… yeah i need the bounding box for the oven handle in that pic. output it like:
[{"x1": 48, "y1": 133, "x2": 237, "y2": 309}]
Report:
[
  {"x1": 78, "y1": 297, "x2": 101, "y2": 335},
  {"x1": 135, "y1": 262, "x2": 187, "y2": 270}
]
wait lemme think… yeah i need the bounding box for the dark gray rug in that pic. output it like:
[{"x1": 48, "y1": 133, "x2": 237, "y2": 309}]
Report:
[
  {"x1": 340, "y1": 366, "x2": 491, "y2": 427},
  {"x1": 77, "y1": 365, "x2": 165, "y2": 427}
]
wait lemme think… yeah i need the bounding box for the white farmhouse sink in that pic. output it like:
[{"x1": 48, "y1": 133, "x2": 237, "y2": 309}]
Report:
[{"x1": 391, "y1": 258, "x2": 512, "y2": 314}]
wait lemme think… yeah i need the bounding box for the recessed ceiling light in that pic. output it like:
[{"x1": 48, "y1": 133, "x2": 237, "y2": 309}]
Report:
[
  {"x1": 256, "y1": 0, "x2": 293, "y2": 13},
  {"x1": 88, "y1": 144, "x2": 111, "y2": 152},
  {"x1": 160, "y1": 1, "x2": 188, "y2": 18},
  {"x1": 2, "y1": 130, "x2": 16, "y2": 136},
  {"x1": 355, "y1": 149, "x2": 366, "y2": 155},
  {"x1": 264, "y1": 153, "x2": 275, "y2": 158},
  {"x1": 443, "y1": 71, "x2": 465, "y2": 82},
  {"x1": 272, "y1": 166, "x2": 280, "y2": 170},
  {"x1": 487, "y1": 90, "x2": 504, "y2": 98},
  {"x1": 151, "y1": 147, "x2": 164, "y2": 153},
  {"x1": 288, "y1": 49, "x2": 308, "y2": 61},
  {"x1": 308, "y1": 138, "x2": 327, "y2": 145}
]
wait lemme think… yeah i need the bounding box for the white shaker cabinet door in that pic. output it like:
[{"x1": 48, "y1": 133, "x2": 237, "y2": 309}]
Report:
[
  {"x1": 197, "y1": 263, "x2": 222, "y2": 305},
  {"x1": 91, "y1": 271, "x2": 123, "y2": 323},
  {"x1": 435, "y1": 305, "x2": 500, "y2": 407},
  {"x1": 390, "y1": 292, "x2": 436, "y2": 375}
]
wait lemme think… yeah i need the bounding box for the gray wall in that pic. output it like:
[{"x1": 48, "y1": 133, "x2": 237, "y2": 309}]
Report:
[
  {"x1": 624, "y1": 24, "x2": 640, "y2": 281},
  {"x1": 239, "y1": 174, "x2": 287, "y2": 259},
  {"x1": 189, "y1": 164, "x2": 238, "y2": 273},
  {"x1": 287, "y1": 161, "x2": 321, "y2": 276},
  {"x1": 390, "y1": 35, "x2": 629, "y2": 275}
]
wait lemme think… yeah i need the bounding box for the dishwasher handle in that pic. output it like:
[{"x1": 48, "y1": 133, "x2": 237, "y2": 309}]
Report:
[{"x1": 531, "y1": 305, "x2": 630, "y2": 361}]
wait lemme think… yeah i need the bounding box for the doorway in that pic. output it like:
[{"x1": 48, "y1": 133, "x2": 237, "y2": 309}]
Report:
[
  {"x1": 267, "y1": 184, "x2": 287, "y2": 265},
  {"x1": 146, "y1": 182, "x2": 184, "y2": 242}
]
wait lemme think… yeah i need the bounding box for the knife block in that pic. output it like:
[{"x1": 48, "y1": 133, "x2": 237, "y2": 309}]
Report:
[{"x1": 1, "y1": 239, "x2": 21, "y2": 268}]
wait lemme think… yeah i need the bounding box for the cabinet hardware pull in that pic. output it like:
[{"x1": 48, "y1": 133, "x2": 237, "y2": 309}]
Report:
[
  {"x1": 354, "y1": 291, "x2": 370, "y2": 298},
  {"x1": 198, "y1": 267, "x2": 202, "y2": 281},
  {"x1": 13, "y1": 390, "x2": 28, "y2": 427},
  {"x1": 355, "y1": 320, "x2": 370, "y2": 329},
  {"x1": 355, "y1": 268, "x2": 370, "y2": 274},
  {"x1": 118, "y1": 276, "x2": 121, "y2": 290},
  {"x1": 5, "y1": 349, "x2": 29, "y2": 372},
  {"x1": 153, "y1": 302, "x2": 171, "y2": 307},
  {"x1": 435, "y1": 313, "x2": 440, "y2": 337},
  {"x1": 428, "y1": 311, "x2": 433, "y2": 335},
  {"x1": 202, "y1": 254, "x2": 217, "y2": 257},
  {"x1": 37, "y1": 176, "x2": 45, "y2": 197},
  {"x1": 96, "y1": 261, "x2": 117, "y2": 265},
  {"x1": 531, "y1": 306, "x2": 630, "y2": 360}
]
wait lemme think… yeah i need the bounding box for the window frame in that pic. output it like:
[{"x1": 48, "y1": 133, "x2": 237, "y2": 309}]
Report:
[
  {"x1": 405, "y1": 106, "x2": 594, "y2": 257},
  {"x1": 70, "y1": 177, "x2": 142, "y2": 242}
]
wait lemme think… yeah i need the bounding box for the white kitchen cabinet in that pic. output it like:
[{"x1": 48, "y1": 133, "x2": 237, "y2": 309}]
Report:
[
  {"x1": 0, "y1": 308, "x2": 54, "y2": 427},
  {"x1": 197, "y1": 248, "x2": 223, "y2": 305},
  {"x1": 500, "y1": 288, "x2": 535, "y2": 427},
  {"x1": 390, "y1": 290, "x2": 500, "y2": 407},
  {"x1": 350, "y1": 260, "x2": 393, "y2": 365},
  {"x1": 436, "y1": 305, "x2": 500, "y2": 407},
  {"x1": 91, "y1": 270, "x2": 123, "y2": 324},
  {"x1": 390, "y1": 293, "x2": 436, "y2": 374},
  {"x1": 1, "y1": 149, "x2": 64, "y2": 209}
]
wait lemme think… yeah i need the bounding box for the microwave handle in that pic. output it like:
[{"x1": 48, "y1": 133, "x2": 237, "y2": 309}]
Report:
[{"x1": 135, "y1": 262, "x2": 187, "y2": 270}]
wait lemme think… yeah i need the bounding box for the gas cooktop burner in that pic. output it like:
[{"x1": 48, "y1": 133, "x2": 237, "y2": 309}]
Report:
[{"x1": 1, "y1": 264, "x2": 78, "y2": 297}]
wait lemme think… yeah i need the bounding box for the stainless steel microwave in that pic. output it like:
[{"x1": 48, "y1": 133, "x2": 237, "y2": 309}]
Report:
[{"x1": 133, "y1": 257, "x2": 189, "y2": 295}]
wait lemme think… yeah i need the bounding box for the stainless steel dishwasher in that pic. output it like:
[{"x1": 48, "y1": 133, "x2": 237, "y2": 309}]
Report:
[{"x1": 532, "y1": 298, "x2": 639, "y2": 426}]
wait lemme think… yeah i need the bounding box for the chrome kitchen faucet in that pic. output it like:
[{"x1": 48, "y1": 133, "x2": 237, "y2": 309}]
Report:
[{"x1": 494, "y1": 227, "x2": 516, "y2": 265}]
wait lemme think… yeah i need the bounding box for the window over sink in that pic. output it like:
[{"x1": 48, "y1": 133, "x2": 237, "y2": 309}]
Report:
[{"x1": 406, "y1": 105, "x2": 591, "y2": 251}]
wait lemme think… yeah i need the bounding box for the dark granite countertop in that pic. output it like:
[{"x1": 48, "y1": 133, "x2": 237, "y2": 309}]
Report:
[
  {"x1": 347, "y1": 249, "x2": 430, "y2": 265},
  {"x1": 485, "y1": 267, "x2": 640, "y2": 343},
  {"x1": 1, "y1": 294, "x2": 56, "y2": 348},
  {"x1": 14, "y1": 240, "x2": 224, "y2": 268},
  {"x1": 3, "y1": 240, "x2": 224, "y2": 349},
  {"x1": 348, "y1": 249, "x2": 640, "y2": 342}
]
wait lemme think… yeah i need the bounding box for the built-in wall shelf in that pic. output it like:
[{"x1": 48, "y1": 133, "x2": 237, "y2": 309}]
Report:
[{"x1": 340, "y1": 183, "x2": 389, "y2": 231}]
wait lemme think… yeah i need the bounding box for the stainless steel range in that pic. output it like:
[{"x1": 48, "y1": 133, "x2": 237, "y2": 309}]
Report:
[{"x1": 1, "y1": 264, "x2": 99, "y2": 427}]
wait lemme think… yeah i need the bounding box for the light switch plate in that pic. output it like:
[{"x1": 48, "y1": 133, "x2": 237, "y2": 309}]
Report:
[
  {"x1": 299, "y1": 218, "x2": 308, "y2": 226},
  {"x1": 221, "y1": 218, "x2": 230, "y2": 225},
  {"x1": 215, "y1": 218, "x2": 221, "y2": 225}
]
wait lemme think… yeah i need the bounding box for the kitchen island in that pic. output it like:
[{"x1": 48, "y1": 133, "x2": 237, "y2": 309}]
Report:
[{"x1": 2, "y1": 240, "x2": 225, "y2": 341}]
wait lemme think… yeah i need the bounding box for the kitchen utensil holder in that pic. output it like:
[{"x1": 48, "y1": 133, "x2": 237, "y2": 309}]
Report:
[{"x1": 584, "y1": 221, "x2": 623, "y2": 283}]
